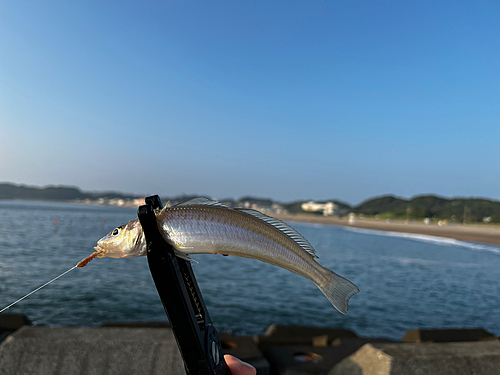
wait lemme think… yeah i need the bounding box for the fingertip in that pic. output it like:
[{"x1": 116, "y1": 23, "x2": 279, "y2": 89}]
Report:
[{"x1": 224, "y1": 354, "x2": 256, "y2": 375}]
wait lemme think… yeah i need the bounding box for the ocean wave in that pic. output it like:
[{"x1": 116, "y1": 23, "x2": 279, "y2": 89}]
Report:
[
  {"x1": 343, "y1": 226, "x2": 500, "y2": 255},
  {"x1": 393, "y1": 257, "x2": 442, "y2": 266}
]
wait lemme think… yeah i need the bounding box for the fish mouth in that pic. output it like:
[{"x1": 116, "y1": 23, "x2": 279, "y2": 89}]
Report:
[{"x1": 94, "y1": 246, "x2": 107, "y2": 258}]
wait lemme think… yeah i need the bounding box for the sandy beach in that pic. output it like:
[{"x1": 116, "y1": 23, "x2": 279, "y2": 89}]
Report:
[{"x1": 271, "y1": 213, "x2": 500, "y2": 247}]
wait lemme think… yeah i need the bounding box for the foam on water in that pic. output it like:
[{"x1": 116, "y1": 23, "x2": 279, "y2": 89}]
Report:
[
  {"x1": 343, "y1": 226, "x2": 500, "y2": 255},
  {"x1": 387, "y1": 256, "x2": 481, "y2": 268}
]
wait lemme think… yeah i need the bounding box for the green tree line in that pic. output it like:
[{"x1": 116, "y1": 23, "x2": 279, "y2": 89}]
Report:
[{"x1": 354, "y1": 195, "x2": 500, "y2": 223}]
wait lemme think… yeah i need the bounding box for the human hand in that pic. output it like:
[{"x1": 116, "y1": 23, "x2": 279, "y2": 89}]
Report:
[{"x1": 224, "y1": 354, "x2": 256, "y2": 375}]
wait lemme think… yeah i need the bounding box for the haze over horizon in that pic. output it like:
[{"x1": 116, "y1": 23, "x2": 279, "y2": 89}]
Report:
[{"x1": 1, "y1": 2, "x2": 498, "y2": 206}]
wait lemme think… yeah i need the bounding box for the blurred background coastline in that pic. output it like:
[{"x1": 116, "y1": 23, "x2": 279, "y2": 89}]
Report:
[{"x1": 2, "y1": 181, "x2": 499, "y2": 246}]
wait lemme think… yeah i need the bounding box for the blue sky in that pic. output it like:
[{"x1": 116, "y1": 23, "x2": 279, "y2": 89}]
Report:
[{"x1": 1, "y1": 1, "x2": 498, "y2": 205}]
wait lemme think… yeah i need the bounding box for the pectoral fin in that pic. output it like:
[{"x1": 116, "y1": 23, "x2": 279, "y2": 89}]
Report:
[{"x1": 173, "y1": 247, "x2": 198, "y2": 263}]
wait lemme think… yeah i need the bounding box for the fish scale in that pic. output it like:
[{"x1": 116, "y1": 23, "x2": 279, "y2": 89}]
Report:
[{"x1": 159, "y1": 207, "x2": 325, "y2": 284}]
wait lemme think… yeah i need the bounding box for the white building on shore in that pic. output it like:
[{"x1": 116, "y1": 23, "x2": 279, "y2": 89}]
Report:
[{"x1": 301, "y1": 201, "x2": 338, "y2": 216}]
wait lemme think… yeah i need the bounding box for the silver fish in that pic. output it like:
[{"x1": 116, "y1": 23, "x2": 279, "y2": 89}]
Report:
[{"x1": 94, "y1": 197, "x2": 359, "y2": 314}]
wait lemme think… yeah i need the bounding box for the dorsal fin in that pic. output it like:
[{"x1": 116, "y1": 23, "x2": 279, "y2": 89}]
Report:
[
  {"x1": 235, "y1": 208, "x2": 318, "y2": 259},
  {"x1": 172, "y1": 197, "x2": 228, "y2": 208}
]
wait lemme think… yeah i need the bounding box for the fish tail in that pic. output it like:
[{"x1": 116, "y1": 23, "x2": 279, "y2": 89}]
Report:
[{"x1": 317, "y1": 268, "x2": 359, "y2": 314}]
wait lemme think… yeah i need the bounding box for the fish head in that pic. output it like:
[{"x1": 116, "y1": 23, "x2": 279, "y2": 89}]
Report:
[{"x1": 94, "y1": 218, "x2": 146, "y2": 258}]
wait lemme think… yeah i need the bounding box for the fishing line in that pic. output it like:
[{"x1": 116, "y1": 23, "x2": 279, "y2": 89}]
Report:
[
  {"x1": 0, "y1": 265, "x2": 78, "y2": 313},
  {"x1": 0, "y1": 251, "x2": 97, "y2": 313}
]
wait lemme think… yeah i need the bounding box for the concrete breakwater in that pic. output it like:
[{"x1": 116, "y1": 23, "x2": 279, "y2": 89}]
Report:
[{"x1": 1, "y1": 314, "x2": 500, "y2": 375}]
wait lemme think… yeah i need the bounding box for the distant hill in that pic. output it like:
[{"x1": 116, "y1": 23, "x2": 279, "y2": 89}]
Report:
[
  {"x1": 0, "y1": 183, "x2": 88, "y2": 200},
  {"x1": 2, "y1": 183, "x2": 500, "y2": 223},
  {"x1": 354, "y1": 194, "x2": 500, "y2": 223},
  {"x1": 0, "y1": 183, "x2": 141, "y2": 202},
  {"x1": 354, "y1": 196, "x2": 407, "y2": 216},
  {"x1": 281, "y1": 200, "x2": 306, "y2": 214},
  {"x1": 237, "y1": 196, "x2": 274, "y2": 207}
]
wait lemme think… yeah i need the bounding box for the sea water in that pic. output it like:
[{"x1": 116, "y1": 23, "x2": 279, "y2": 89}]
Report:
[{"x1": 1, "y1": 200, "x2": 500, "y2": 341}]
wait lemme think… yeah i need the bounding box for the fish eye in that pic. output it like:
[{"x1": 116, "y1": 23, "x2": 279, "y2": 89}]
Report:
[{"x1": 112, "y1": 228, "x2": 120, "y2": 236}]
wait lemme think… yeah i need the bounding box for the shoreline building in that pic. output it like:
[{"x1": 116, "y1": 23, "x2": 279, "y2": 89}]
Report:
[{"x1": 301, "y1": 201, "x2": 338, "y2": 216}]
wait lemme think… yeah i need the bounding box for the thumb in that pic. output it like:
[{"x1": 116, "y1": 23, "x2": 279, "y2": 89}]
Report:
[{"x1": 224, "y1": 354, "x2": 256, "y2": 375}]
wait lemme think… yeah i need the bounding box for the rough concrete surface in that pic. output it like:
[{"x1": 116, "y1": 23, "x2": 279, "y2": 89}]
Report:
[
  {"x1": 0, "y1": 326, "x2": 184, "y2": 375},
  {"x1": 401, "y1": 328, "x2": 497, "y2": 343},
  {"x1": 262, "y1": 337, "x2": 394, "y2": 375},
  {"x1": 219, "y1": 332, "x2": 270, "y2": 374},
  {"x1": 330, "y1": 341, "x2": 500, "y2": 375},
  {"x1": 0, "y1": 314, "x2": 31, "y2": 331},
  {"x1": 256, "y1": 324, "x2": 358, "y2": 352}
]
